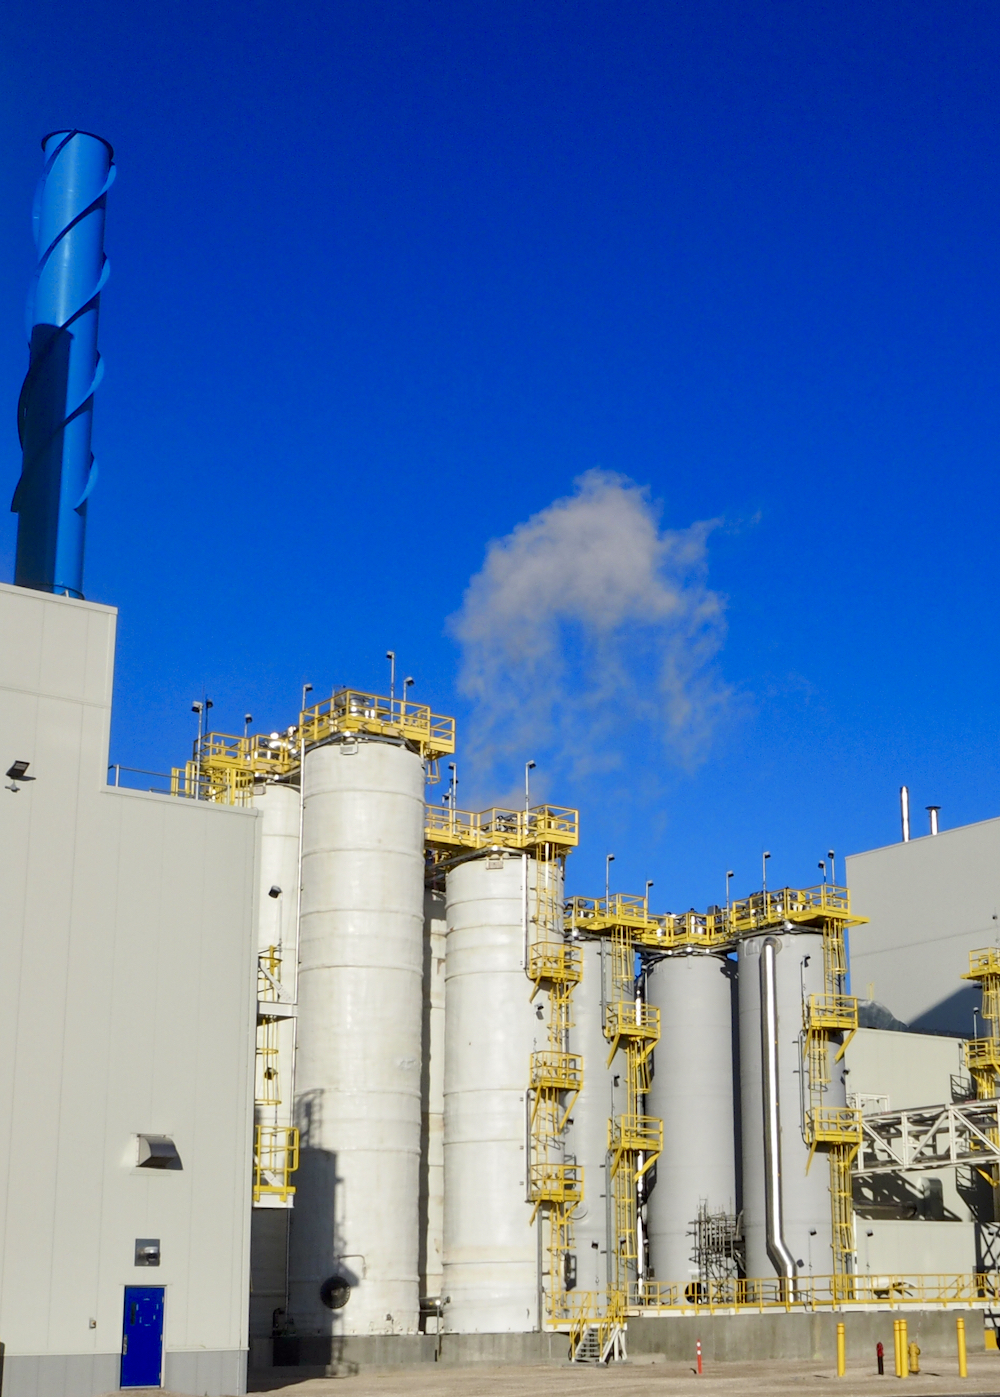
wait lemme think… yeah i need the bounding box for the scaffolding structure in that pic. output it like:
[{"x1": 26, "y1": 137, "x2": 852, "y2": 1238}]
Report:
[
  {"x1": 692, "y1": 1202, "x2": 743, "y2": 1286},
  {"x1": 254, "y1": 945, "x2": 299, "y2": 1206},
  {"x1": 963, "y1": 948, "x2": 1000, "y2": 1218},
  {"x1": 172, "y1": 689, "x2": 456, "y2": 804},
  {"x1": 566, "y1": 884, "x2": 867, "y2": 1302},
  {"x1": 563, "y1": 897, "x2": 664, "y2": 1332}
]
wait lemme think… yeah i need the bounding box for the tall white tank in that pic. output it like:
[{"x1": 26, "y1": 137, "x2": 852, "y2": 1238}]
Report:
[
  {"x1": 249, "y1": 781, "x2": 301, "y2": 1346},
  {"x1": 419, "y1": 889, "x2": 446, "y2": 1318},
  {"x1": 738, "y1": 931, "x2": 843, "y2": 1281},
  {"x1": 253, "y1": 781, "x2": 301, "y2": 962},
  {"x1": 442, "y1": 852, "x2": 553, "y2": 1333},
  {"x1": 290, "y1": 737, "x2": 425, "y2": 1337},
  {"x1": 645, "y1": 952, "x2": 736, "y2": 1287},
  {"x1": 565, "y1": 936, "x2": 610, "y2": 1303}
]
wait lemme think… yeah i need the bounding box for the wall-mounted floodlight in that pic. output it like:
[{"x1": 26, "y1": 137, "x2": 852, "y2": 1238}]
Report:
[
  {"x1": 5, "y1": 760, "x2": 34, "y2": 792},
  {"x1": 268, "y1": 885, "x2": 282, "y2": 899},
  {"x1": 135, "y1": 1239, "x2": 161, "y2": 1267}
]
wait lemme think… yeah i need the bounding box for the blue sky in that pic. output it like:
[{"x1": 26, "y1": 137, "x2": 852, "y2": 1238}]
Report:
[{"x1": 1, "y1": 2, "x2": 998, "y2": 910}]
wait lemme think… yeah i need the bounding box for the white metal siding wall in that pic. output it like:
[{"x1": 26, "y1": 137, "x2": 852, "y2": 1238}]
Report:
[
  {"x1": 847, "y1": 822, "x2": 1000, "y2": 1035},
  {"x1": 0, "y1": 583, "x2": 258, "y2": 1397}
]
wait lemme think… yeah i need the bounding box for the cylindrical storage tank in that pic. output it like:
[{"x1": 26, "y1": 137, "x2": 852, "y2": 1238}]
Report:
[
  {"x1": 565, "y1": 936, "x2": 610, "y2": 1301},
  {"x1": 249, "y1": 781, "x2": 301, "y2": 1347},
  {"x1": 419, "y1": 889, "x2": 447, "y2": 1315},
  {"x1": 738, "y1": 931, "x2": 842, "y2": 1280},
  {"x1": 645, "y1": 952, "x2": 736, "y2": 1287},
  {"x1": 252, "y1": 780, "x2": 300, "y2": 961},
  {"x1": 290, "y1": 737, "x2": 425, "y2": 1337},
  {"x1": 443, "y1": 852, "x2": 553, "y2": 1332}
]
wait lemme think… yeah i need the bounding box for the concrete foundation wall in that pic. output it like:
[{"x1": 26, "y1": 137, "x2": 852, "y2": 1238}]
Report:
[
  {"x1": 628, "y1": 1308, "x2": 984, "y2": 1362},
  {"x1": 250, "y1": 1310, "x2": 984, "y2": 1372}
]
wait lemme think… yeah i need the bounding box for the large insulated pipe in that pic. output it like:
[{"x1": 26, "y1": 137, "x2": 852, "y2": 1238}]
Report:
[
  {"x1": 12, "y1": 131, "x2": 115, "y2": 598},
  {"x1": 760, "y1": 938, "x2": 796, "y2": 1285}
]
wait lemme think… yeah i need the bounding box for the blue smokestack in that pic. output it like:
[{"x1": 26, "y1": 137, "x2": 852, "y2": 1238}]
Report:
[{"x1": 11, "y1": 130, "x2": 114, "y2": 598}]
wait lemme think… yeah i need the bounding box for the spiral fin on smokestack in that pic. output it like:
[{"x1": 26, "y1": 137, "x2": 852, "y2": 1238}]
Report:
[{"x1": 11, "y1": 130, "x2": 114, "y2": 598}]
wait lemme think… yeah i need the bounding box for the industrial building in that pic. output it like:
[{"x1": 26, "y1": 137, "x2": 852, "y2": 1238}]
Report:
[{"x1": 4, "y1": 129, "x2": 1000, "y2": 1396}]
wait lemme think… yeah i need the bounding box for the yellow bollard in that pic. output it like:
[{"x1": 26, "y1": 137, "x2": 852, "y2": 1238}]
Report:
[
  {"x1": 908, "y1": 1342, "x2": 920, "y2": 1375},
  {"x1": 899, "y1": 1320, "x2": 908, "y2": 1378},
  {"x1": 957, "y1": 1315, "x2": 967, "y2": 1379},
  {"x1": 893, "y1": 1319, "x2": 903, "y2": 1378},
  {"x1": 836, "y1": 1321, "x2": 846, "y2": 1377}
]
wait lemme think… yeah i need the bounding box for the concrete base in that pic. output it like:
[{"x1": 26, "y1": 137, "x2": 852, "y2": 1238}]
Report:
[
  {"x1": 251, "y1": 1331, "x2": 569, "y2": 1374},
  {"x1": 628, "y1": 1309, "x2": 985, "y2": 1363},
  {"x1": 248, "y1": 1311, "x2": 985, "y2": 1377}
]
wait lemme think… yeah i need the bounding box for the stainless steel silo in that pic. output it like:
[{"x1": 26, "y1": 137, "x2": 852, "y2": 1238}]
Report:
[
  {"x1": 442, "y1": 851, "x2": 553, "y2": 1332},
  {"x1": 249, "y1": 780, "x2": 301, "y2": 1349},
  {"x1": 565, "y1": 936, "x2": 611, "y2": 1304},
  {"x1": 645, "y1": 951, "x2": 736, "y2": 1288},
  {"x1": 420, "y1": 888, "x2": 447, "y2": 1322},
  {"x1": 290, "y1": 736, "x2": 426, "y2": 1337},
  {"x1": 738, "y1": 931, "x2": 842, "y2": 1282}
]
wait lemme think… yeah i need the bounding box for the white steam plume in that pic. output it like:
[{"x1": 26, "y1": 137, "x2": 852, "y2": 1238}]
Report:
[{"x1": 449, "y1": 470, "x2": 730, "y2": 796}]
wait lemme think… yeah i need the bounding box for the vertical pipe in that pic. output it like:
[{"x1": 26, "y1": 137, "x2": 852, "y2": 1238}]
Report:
[
  {"x1": 13, "y1": 131, "x2": 114, "y2": 598},
  {"x1": 927, "y1": 806, "x2": 940, "y2": 836},
  {"x1": 900, "y1": 787, "x2": 910, "y2": 843}
]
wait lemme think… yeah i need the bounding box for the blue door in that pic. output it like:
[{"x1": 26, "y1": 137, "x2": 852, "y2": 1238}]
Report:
[{"x1": 121, "y1": 1286, "x2": 164, "y2": 1388}]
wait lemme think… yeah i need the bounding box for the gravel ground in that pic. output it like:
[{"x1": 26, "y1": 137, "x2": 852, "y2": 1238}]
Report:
[{"x1": 246, "y1": 1352, "x2": 1000, "y2": 1397}]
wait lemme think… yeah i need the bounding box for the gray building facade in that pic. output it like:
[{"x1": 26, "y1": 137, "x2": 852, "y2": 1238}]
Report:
[{"x1": 0, "y1": 583, "x2": 259, "y2": 1397}]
